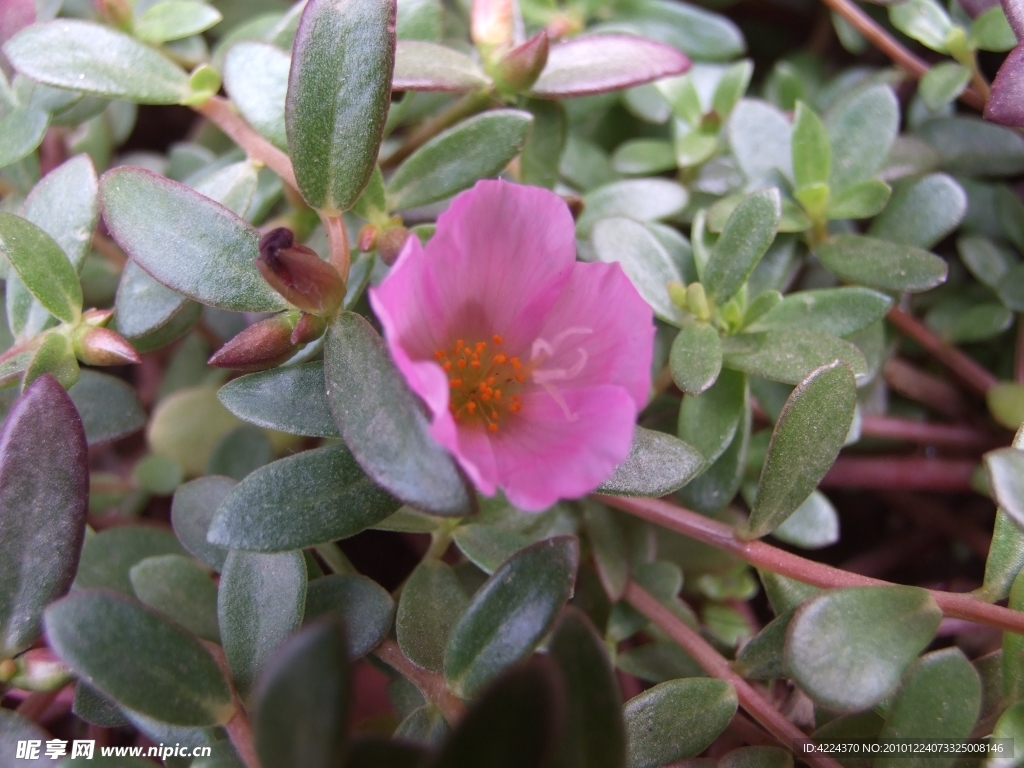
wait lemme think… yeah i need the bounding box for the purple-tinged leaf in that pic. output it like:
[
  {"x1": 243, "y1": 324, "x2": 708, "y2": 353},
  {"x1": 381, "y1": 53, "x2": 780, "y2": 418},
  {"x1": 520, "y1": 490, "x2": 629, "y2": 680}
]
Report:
[
  {"x1": 393, "y1": 40, "x2": 492, "y2": 92},
  {"x1": 0, "y1": 375, "x2": 87, "y2": 660},
  {"x1": 960, "y1": 0, "x2": 999, "y2": 16},
  {"x1": 1003, "y1": 0, "x2": 1024, "y2": 38},
  {"x1": 530, "y1": 34, "x2": 689, "y2": 99},
  {"x1": 985, "y1": 44, "x2": 1024, "y2": 126}
]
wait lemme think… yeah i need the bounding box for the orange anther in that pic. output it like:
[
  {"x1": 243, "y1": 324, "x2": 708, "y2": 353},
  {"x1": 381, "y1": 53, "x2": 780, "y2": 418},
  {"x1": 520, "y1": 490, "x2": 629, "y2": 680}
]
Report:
[
  {"x1": 511, "y1": 357, "x2": 522, "y2": 368},
  {"x1": 434, "y1": 350, "x2": 445, "y2": 359},
  {"x1": 443, "y1": 361, "x2": 452, "y2": 371},
  {"x1": 488, "y1": 423, "x2": 498, "y2": 432},
  {"x1": 471, "y1": 360, "x2": 481, "y2": 368},
  {"x1": 476, "y1": 342, "x2": 487, "y2": 353},
  {"x1": 449, "y1": 379, "x2": 462, "y2": 387},
  {"x1": 515, "y1": 375, "x2": 525, "y2": 383},
  {"x1": 457, "y1": 359, "x2": 467, "y2": 369},
  {"x1": 493, "y1": 334, "x2": 503, "y2": 344},
  {"x1": 494, "y1": 390, "x2": 502, "y2": 400},
  {"x1": 466, "y1": 402, "x2": 477, "y2": 414},
  {"x1": 494, "y1": 354, "x2": 507, "y2": 364}
]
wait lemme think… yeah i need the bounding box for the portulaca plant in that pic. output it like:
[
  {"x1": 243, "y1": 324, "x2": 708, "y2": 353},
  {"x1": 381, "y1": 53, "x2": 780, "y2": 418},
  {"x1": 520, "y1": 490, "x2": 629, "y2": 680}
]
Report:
[{"x1": 5, "y1": 0, "x2": 1024, "y2": 764}]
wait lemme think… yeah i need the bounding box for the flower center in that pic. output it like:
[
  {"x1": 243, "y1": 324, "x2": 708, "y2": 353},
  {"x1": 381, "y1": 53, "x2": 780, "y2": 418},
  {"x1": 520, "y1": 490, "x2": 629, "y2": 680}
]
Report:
[{"x1": 435, "y1": 335, "x2": 525, "y2": 432}]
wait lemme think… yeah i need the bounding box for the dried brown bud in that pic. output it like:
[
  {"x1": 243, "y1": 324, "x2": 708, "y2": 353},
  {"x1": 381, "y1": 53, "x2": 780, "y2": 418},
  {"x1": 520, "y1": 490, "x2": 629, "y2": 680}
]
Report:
[
  {"x1": 208, "y1": 314, "x2": 300, "y2": 372},
  {"x1": 561, "y1": 193, "x2": 584, "y2": 221},
  {"x1": 377, "y1": 226, "x2": 412, "y2": 266},
  {"x1": 495, "y1": 32, "x2": 549, "y2": 93},
  {"x1": 256, "y1": 228, "x2": 346, "y2": 316},
  {"x1": 74, "y1": 327, "x2": 141, "y2": 366}
]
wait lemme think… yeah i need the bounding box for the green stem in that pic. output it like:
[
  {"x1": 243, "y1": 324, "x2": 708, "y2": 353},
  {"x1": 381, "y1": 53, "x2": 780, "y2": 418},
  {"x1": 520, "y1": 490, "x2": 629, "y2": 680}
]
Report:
[{"x1": 314, "y1": 543, "x2": 353, "y2": 575}]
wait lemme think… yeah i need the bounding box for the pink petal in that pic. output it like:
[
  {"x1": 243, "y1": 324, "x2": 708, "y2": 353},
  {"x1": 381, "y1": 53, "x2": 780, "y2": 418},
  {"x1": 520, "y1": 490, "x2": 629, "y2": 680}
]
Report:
[
  {"x1": 490, "y1": 385, "x2": 637, "y2": 511},
  {"x1": 531, "y1": 261, "x2": 655, "y2": 408},
  {"x1": 423, "y1": 179, "x2": 576, "y2": 356}
]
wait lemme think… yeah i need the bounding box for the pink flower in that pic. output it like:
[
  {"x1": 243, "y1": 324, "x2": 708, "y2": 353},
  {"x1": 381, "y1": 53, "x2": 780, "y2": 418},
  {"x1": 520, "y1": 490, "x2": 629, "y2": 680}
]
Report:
[{"x1": 369, "y1": 180, "x2": 655, "y2": 511}]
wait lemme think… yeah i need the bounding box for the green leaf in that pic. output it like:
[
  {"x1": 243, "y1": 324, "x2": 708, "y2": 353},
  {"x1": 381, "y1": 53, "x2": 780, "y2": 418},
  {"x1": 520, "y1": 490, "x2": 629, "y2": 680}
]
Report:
[
  {"x1": 3, "y1": 20, "x2": 191, "y2": 104},
  {"x1": 989, "y1": 382, "x2": 1024, "y2": 430},
  {"x1": 45, "y1": 589, "x2": 233, "y2": 725},
  {"x1": 386, "y1": 110, "x2": 533, "y2": 210},
  {"x1": 826, "y1": 178, "x2": 891, "y2": 220},
  {"x1": 444, "y1": 536, "x2": 579, "y2": 698},
  {"x1": 981, "y1": 510, "x2": 1024, "y2": 602},
  {"x1": 549, "y1": 608, "x2": 626, "y2": 768},
  {"x1": 616, "y1": 641, "x2": 703, "y2": 684},
  {"x1": 24, "y1": 331, "x2": 78, "y2": 391},
  {"x1": 306, "y1": 573, "x2": 394, "y2": 658},
  {"x1": 114, "y1": 263, "x2": 194, "y2": 345},
  {"x1": 0, "y1": 108, "x2": 47, "y2": 169},
  {"x1": 0, "y1": 709, "x2": 53, "y2": 766},
  {"x1": 771, "y1": 491, "x2": 840, "y2": 550},
  {"x1": 991, "y1": 702, "x2": 1024, "y2": 768},
  {"x1": 670, "y1": 323, "x2": 722, "y2": 396},
  {"x1": 712, "y1": 60, "x2": 754, "y2": 119},
  {"x1": 393, "y1": 41, "x2": 491, "y2": 92},
  {"x1": 918, "y1": 62, "x2": 972, "y2": 111},
  {"x1": 1004, "y1": 569, "x2": 1024, "y2": 702},
  {"x1": 0, "y1": 213, "x2": 82, "y2": 323},
  {"x1": 397, "y1": 561, "x2": 468, "y2": 673},
  {"x1": 972, "y1": 6, "x2": 1018, "y2": 51},
  {"x1": 429, "y1": 659, "x2": 565, "y2": 768},
  {"x1": 727, "y1": 99, "x2": 792, "y2": 186},
  {"x1": 678, "y1": 367, "x2": 746, "y2": 464},
  {"x1": 986, "y1": 447, "x2": 1024, "y2": 528},
  {"x1": 917, "y1": 117, "x2": 1024, "y2": 177},
  {"x1": 148, "y1": 386, "x2": 244, "y2": 476},
  {"x1": 68, "y1": 370, "x2": 146, "y2": 446},
  {"x1": 218, "y1": 548, "x2": 306, "y2": 698},
  {"x1": 207, "y1": 425, "x2": 273, "y2": 480},
  {"x1": 520, "y1": 99, "x2": 567, "y2": 189},
  {"x1": 596, "y1": 426, "x2": 706, "y2": 498},
  {"x1": 612, "y1": 139, "x2": 676, "y2": 176},
  {"x1": 888, "y1": 0, "x2": 953, "y2": 52},
  {"x1": 876, "y1": 648, "x2": 980, "y2": 768},
  {"x1": 591, "y1": 217, "x2": 686, "y2": 325},
  {"x1": 746, "y1": 362, "x2": 856, "y2": 538},
  {"x1": 576, "y1": 179, "x2": 688, "y2": 238},
  {"x1": 959, "y1": 234, "x2": 1017, "y2": 290},
  {"x1": 792, "y1": 101, "x2": 830, "y2": 190},
  {"x1": 73, "y1": 682, "x2": 129, "y2": 728},
  {"x1": 734, "y1": 609, "x2": 793, "y2": 680},
  {"x1": 397, "y1": 0, "x2": 442, "y2": 40},
  {"x1": 785, "y1": 585, "x2": 942, "y2": 712},
  {"x1": 867, "y1": 173, "x2": 966, "y2": 250},
  {"x1": 253, "y1": 616, "x2": 350, "y2": 768},
  {"x1": 704, "y1": 188, "x2": 781, "y2": 303},
  {"x1": 746, "y1": 287, "x2": 891, "y2": 337},
  {"x1": 130, "y1": 554, "x2": 220, "y2": 642},
  {"x1": 74, "y1": 526, "x2": 185, "y2": 593},
  {"x1": 209, "y1": 444, "x2": 398, "y2": 551},
  {"x1": 926, "y1": 299, "x2": 1012, "y2": 343},
  {"x1": 218, "y1": 362, "x2": 338, "y2": 438},
  {"x1": 721, "y1": 329, "x2": 867, "y2": 385},
  {"x1": 624, "y1": 678, "x2": 737, "y2": 768},
  {"x1": 171, "y1": 477, "x2": 234, "y2": 571},
  {"x1": 223, "y1": 42, "x2": 289, "y2": 151},
  {"x1": 0, "y1": 376, "x2": 87, "y2": 660},
  {"x1": 135, "y1": 1, "x2": 223, "y2": 44},
  {"x1": 814, "y1": 234, "x2": 947, "y2": 293},
  {"x1": 607, "y1": 0, "x2": 744, "y2": 61},
  {"x1": 825, "y1": 84, "x2": 899, "y2": 191},
  {"x1": 324, "y1": 312, "x2": 474, "y2": 517},
  {"x1": 101, "y1": 167, "x2": 285, "y2": 312},
  {"x1": 286, "y1": 0, "x2": 396, "y2": 212}
]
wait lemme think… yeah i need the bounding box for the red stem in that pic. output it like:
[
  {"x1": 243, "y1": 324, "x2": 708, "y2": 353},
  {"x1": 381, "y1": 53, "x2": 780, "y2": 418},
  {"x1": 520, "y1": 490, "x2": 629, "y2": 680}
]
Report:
[
  {"x1": 883, "y1": 357, "x2": 970, "y2": 419},
  {"x1": 373, "y1": 640, "x2": 465, "y2": 725},
  {"x1": 860, "y1": 415, "x2": 997, "y2": 450},
  {"x1": 225, "y1": 709, "x2": 262, "y2": 768},
  {"x1": 600, "y1": 495, "x2": 1024, "y2": 635},
  {"x1": 820, "y1": 457, "x2": 977, "y2": 491},
  {"x1": 625, "y1": 583, "x2": 844, "y2": 768},
  {"x1": 888, "y1": 307, "x2": 999, "y2": 396}
]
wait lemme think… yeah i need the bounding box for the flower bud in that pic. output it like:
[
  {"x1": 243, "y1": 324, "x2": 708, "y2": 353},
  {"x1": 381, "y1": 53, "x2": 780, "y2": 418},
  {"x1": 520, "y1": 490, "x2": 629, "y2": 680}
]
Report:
[
  {"x1": 209, "y1": 314, "x2": 301, "y2": 372},
  {"x1": 377, "y1": 225, "x2": 412, "y2": 266},
  {"x1": 668, "y1": 281, "x2": 688, "y2": 309},
  {"x1": 686, "y1": 283, "x2": 711, "y2": 321},
  {"x1": 82, "y1": 308, "x2": 114, "y2": 327},
  {"x1": 472, "y1": 0, "x2": 515, "y2": 49},
  {"x1": 358, "y1": 224, "x2": 380, "y2": 253},
  {"x1": 73, "y1": 327, "x2": 141, "y2": 366},
  {"x1": 256, "y1": 228, "x2": 346, "y2": 316},
  {"x1": 291, "y1": 313, "x2": 328, "y2": 345},
  {"x1": 4, "y1": 649, "x2": 72, "y2": 692},
  {"x1": 494, "y1": 31, "x2": 549, "y2": 93}
]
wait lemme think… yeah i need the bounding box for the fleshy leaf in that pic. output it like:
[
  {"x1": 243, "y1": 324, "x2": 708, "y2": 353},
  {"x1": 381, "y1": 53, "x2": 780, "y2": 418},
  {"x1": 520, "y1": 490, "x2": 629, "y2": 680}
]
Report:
[
  {"x1": 101, "y1": 167, "x2": 286, "y2": 312},
  {"x1": 3, "y1": 20, "x2": 190, "y2": 103},
  {"x1": 44, "y1": 589, "x2": 233, "y2": 725},
  {"x1": 597, "y1": 426, "x2": 705, "y2": 497},
  {"x1": 0, "y1": 376, "x2": 87, "y2": 660},
  {"x1": 531, "y1": 35, "x2": 690, "y2": 99},
  {"x1": 0, "y1": 212, "x2": 82, "y2": 323},
  {"x1": 393, "y1": 41, "x2": 491, "y2": 92},
  {"x1": 814, "y1": 234, "x2": 948, "y2": 293},
  {"x1": 223, "y1": 42, "x2": 290, "y2": 151},
  {"x1": 286, "y1": 0, "x2": 397, "y2": 212},
  {"x1": 218, "y1": 362, "x2": 338, "y2": 438}
]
